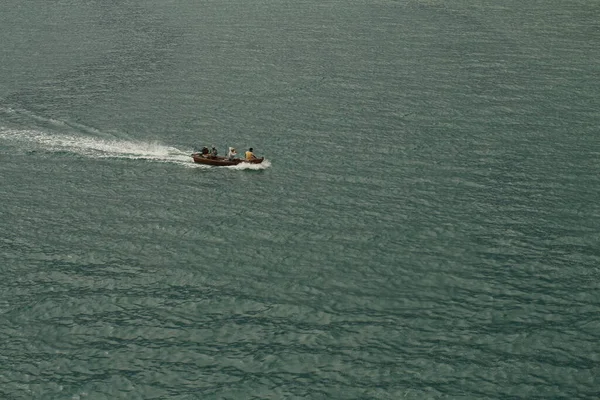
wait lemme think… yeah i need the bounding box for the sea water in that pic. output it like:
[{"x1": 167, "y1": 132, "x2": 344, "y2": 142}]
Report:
[{"x1": 1, "y1": 0, "x2": 599, "y2": 398}]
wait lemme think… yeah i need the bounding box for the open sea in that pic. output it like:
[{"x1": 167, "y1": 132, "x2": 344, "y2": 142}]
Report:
[{"x1": 1, "y1": 0, "x2": 599, "y2": 399}]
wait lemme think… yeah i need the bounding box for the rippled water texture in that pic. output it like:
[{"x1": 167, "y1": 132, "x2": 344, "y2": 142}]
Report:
[{"x1": 1, "y1": 0, "x2": 599, "y2": 398}]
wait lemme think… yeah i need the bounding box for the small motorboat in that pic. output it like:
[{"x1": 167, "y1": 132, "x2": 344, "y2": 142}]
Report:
[{"x1": 191, "y1": 153, "x2": 264, "y2": 166}]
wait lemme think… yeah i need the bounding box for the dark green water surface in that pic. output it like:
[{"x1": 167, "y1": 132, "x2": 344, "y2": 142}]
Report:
[{"x1": 1, "y1": 0, "x2": 599, "y2": 398}]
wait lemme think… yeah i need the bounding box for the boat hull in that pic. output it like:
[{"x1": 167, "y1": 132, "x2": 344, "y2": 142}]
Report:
[{"x1": 191, "y1": 153, "x2": 264, "y2": 166}]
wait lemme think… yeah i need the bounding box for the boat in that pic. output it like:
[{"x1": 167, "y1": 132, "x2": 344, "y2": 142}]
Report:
[{"x1": 191, "y1": 153, "x2": 264, "y2": 166}]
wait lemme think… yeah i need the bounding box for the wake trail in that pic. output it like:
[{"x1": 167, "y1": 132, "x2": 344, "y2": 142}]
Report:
[
  {"x1": 0, "y1": 107, "x2": 270, "y2": 169},
  {"x1": 0, "y1": 105, "x2": 128, "y2": 140},
  {"x1": 0, "y1": 126, "x2": 194, "y2": 167}
]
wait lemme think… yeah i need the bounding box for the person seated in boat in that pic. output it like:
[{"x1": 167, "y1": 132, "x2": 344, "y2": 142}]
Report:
[
  {"x1": 210, "y1": 146, "x2": 218, "y2": 158},
  {"x1": 227, "y1": 147, "x2": 238, "y2": 160},
  {"x1": 200, "y1": 146, "x2": 210, "y2": 157},
  {"x1": 245, "y1": 147, "x2": 257, "y2": 161}
]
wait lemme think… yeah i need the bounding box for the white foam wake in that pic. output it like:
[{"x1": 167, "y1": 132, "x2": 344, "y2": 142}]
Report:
[
  {"x1": 226, "y1": 159, "x2": 272, "y2": 170},
  {"x1": 0, "y1": 127, "x2": 193, "y2": 166}
]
